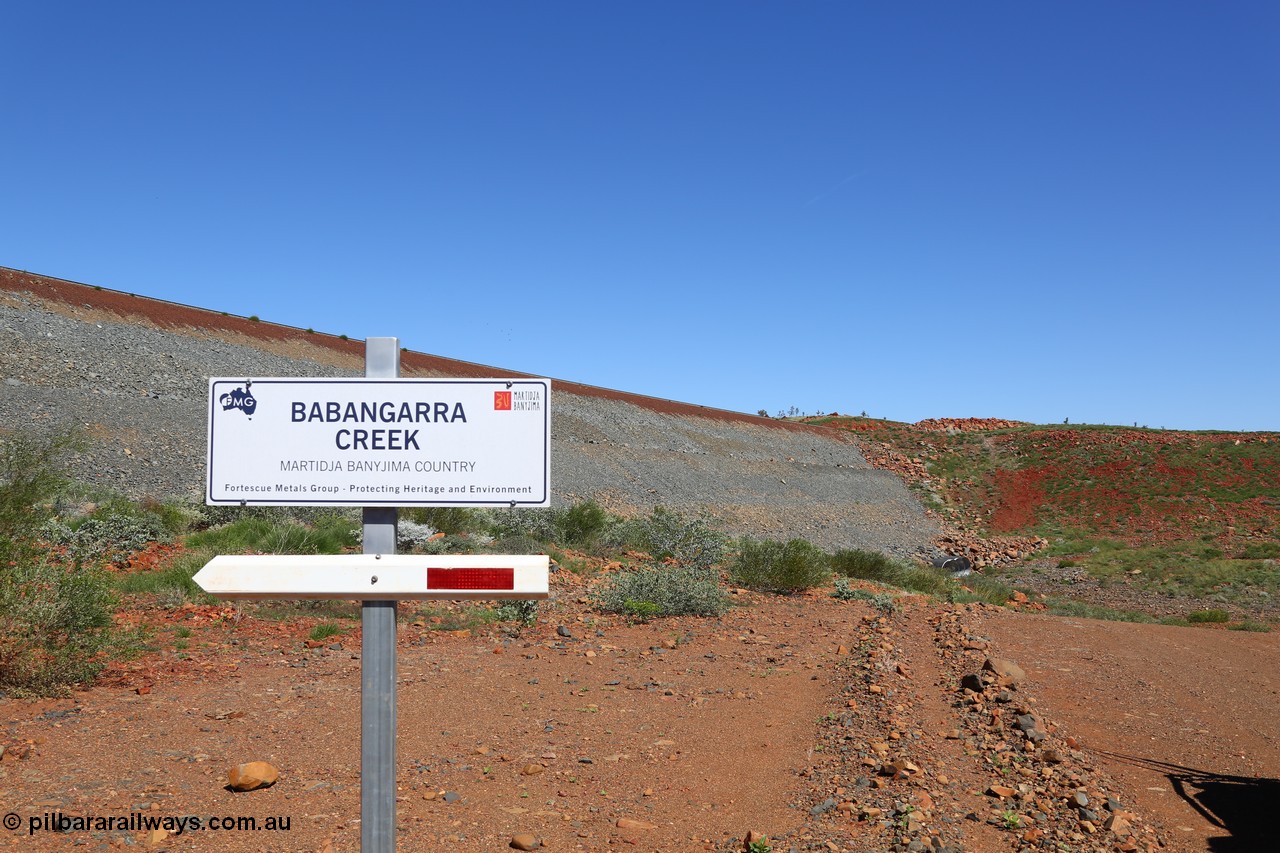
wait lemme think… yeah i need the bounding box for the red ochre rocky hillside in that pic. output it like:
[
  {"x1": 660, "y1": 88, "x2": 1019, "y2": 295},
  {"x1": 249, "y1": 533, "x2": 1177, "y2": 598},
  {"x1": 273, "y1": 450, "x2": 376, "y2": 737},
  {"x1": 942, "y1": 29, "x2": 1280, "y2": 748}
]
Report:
[{"x1": 805, "y1": 414, "x2": 1280, "y2": 567}]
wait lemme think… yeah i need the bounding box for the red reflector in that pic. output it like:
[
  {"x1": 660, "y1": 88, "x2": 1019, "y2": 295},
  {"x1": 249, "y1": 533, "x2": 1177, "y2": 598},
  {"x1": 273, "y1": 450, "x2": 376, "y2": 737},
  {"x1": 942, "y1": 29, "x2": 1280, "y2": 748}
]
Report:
[{"x1": 427, "y1": 568, "x2": 515, "y2": 590}]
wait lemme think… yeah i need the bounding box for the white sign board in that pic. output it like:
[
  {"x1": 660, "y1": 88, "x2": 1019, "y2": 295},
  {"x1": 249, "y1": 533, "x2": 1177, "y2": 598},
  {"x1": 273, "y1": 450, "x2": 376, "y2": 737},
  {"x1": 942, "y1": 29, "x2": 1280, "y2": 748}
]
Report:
[
  {"x1": 207, "y1": 378, "x2": 550, "y2": 506},
  {"x1": 194, "y1": 554, "x2": 550, "y2": 600}
]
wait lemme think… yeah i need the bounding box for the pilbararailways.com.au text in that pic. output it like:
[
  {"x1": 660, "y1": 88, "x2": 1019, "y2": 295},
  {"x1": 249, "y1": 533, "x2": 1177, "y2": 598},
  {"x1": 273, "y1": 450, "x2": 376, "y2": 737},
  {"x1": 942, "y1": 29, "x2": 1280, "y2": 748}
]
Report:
[{"x1": 15, "y1": 811, "x2": 291, "y2": 836}]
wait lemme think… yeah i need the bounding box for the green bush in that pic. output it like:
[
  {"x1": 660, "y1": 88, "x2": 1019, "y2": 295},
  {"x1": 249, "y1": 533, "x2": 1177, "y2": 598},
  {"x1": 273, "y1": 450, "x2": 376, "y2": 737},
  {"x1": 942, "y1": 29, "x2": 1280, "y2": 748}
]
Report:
[
  {"x1": 1186, "y1": 608, "x2": 1231, "y2": 624},
  {"x1": 487, "y1": 507, "x2": 558, "y2": 543},
  {"x1": 1044, "y1": 599, "x2": 1157, "y2": 623},
  {"x1": 1237, "y1": 542, "x2": 1280, "y2": 560},
  {"x1": 138, "y1": 496, "x2": 206, "y2": 536},
  {"x1": 894, "y1": 563, "x2": 952, "y2": 596},
  {"x1": 396, "y1": 520, "x2": 440, "y2": 550},
  {"x1": 947, "y1": 574, "x2": 1016, "y2": 605},
  {"x1": 0, "y1": 428, "x2": 137, "y2": 694},
  {"x1": 490, "y1": 534, "x2": 546, "y2": 556},
  {"x1": 43, "y1": 513, "x2": 169, "y2": 568},
  {"x1": 0, "y1": 429, "x2": 82, "y2": 566},
  {"x1": 187, "y1": 514, "x2": 358, "y2": 555},
  {"x1": 494, "y1": 599, "x2": 540, "y2": 627},
  {"x1": 111, "y1": 548, "x2": 217, "y2": 606},
  {"x1": 196, "y1": 503, "x2": 357, "y2": 532},
  {"x1": 556, "y1": 499, "x2": 610, "y2": 547},
  {"x1": 308, "y1": 622, "x2": 344, "y2": 641},
  {"x1": 631, "y1": 507, "x2": 726, "y2": 570},
  {"x1": 0, "y1": 557, "x2": 129, "y2": 695},
  {"x1": 730, "y1": 537, "x2": 830, "y2": 594},
  {"x1": 831, "y1": 577, "x2": 899, "y2": 612},
  {"x1": 593, "y1": 565, "x2": 728, "y2": 620},
  {"x1": 830, "y1": 548, "x2": 902, "y2": 583},
  {"x1": 403, "y1": 506, "x2": 485, "y2": 535}
]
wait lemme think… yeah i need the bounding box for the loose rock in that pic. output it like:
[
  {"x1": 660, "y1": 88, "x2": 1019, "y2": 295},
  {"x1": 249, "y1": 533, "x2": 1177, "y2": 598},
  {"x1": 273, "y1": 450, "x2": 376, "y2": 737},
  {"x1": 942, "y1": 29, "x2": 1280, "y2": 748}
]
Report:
[{"x1": 227, "y1": 761, "x2": 279, "y2": 791}]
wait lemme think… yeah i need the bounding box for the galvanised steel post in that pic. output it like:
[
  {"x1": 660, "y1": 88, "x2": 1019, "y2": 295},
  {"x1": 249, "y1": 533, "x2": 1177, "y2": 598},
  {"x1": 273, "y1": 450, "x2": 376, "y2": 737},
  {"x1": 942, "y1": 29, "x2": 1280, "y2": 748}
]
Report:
[{"x1": 362, "y1": 337, "x2": 399, "y2": 853}]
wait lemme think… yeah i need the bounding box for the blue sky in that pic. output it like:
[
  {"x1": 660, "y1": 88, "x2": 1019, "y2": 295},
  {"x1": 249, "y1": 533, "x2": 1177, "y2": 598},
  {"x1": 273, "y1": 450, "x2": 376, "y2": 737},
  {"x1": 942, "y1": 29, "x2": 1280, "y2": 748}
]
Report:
[{"x1": 3, "y1": 2, "x2": 1276, "y2": 431}]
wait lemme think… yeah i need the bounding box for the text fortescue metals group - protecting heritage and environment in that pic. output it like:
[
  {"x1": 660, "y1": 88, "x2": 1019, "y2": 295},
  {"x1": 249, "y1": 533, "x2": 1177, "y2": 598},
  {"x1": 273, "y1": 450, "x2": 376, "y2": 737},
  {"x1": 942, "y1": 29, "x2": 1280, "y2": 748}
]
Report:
[{"x1": 218, "y1": 483, "x2": 535, "y2": 497}]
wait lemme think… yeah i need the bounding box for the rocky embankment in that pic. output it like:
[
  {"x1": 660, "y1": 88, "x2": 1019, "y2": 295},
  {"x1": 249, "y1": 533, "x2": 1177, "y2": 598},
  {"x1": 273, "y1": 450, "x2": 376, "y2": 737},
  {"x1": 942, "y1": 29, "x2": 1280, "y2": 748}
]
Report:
[
  {"x1": 0, "y1": 268, "x2": 939, "y2": 556},
  {"x1": 785, "y1": 602, "x2": 1165, "y2": 853}
]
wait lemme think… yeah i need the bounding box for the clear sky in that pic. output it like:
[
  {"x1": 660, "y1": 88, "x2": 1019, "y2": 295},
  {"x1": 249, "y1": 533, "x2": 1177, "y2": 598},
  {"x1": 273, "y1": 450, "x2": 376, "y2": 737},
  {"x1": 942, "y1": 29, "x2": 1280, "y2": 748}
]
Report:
[{"x1": 3, "y1": 2, "x2": 1276, "y2": 431}]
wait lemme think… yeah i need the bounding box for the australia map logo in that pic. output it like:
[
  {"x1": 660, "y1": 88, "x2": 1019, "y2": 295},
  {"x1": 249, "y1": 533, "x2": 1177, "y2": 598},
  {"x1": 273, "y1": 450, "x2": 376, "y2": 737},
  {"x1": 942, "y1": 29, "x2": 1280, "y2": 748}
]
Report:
[{"x1": 219, "y1": 385, "x2": 257, "y2": 417}]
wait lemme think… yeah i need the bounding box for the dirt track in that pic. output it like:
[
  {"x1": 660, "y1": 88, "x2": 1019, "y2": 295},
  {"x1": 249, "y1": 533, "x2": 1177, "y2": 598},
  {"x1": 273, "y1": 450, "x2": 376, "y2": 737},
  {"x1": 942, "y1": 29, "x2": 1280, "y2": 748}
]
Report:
[
  {"x1": 1, "y1": 589, "x2": 1274, "y2": 852},
  {"x1": 977, "y1": 610, "x2": 1280, "y2": 853}
]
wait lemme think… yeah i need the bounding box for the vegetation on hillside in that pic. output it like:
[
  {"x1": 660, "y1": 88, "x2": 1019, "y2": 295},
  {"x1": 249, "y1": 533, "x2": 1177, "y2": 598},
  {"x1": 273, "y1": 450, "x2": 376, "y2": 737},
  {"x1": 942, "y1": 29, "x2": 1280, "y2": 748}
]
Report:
[
  {"x1": 0, "y1": 446, "x2": 1033, "y2": 694},
  {"x1": 4, "y1": 413, "x2": 1276, "y2": 694},
  {"x1": 806, "y1": 415, "x2": 1280, "y2": 611}
]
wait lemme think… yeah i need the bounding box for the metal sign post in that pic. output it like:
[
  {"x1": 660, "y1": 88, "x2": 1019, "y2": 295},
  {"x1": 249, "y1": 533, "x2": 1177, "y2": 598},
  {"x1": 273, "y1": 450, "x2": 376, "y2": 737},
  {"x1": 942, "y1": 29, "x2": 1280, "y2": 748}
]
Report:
[
  {"x1": 362, "y1": 337, "x2": 398, "y2": 853},
  {"x1": 202, "y1": 339, "x2": 551, "y2": 853}
]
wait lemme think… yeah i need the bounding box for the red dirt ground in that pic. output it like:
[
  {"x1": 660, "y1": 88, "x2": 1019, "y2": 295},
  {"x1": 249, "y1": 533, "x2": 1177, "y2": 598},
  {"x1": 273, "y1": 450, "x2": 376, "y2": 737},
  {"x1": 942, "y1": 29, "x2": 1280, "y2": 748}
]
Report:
[{"x1": 2, "y1": 587, "x2": 1274, "y2": 852}]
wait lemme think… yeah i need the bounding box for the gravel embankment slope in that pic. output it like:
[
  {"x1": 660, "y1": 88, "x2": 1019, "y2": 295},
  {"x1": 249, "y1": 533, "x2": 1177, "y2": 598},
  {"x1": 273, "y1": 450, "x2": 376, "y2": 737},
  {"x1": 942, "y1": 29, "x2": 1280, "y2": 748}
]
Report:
[{"x1": 0, "y1": 268, "x2": 938, "y2": 556}]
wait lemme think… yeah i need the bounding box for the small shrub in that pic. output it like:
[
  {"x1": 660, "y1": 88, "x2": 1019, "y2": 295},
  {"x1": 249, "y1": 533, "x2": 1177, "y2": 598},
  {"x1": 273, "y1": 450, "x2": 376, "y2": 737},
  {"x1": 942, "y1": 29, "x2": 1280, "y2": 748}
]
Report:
[
  {"x1": 0, "y1": 557, "x2": 129, "y2": 695},
  {"x1": 1044, "y1": 600, "x2": 1157, "y2": 623},
  {"x1": 0, "y1": 428, "x2": 82, "y2": 565},
  {"x1": 556, "y1": 499, "x2": 610, "y2": 547},
  {"x1": 188, "y1": 514, "x2": 358, "y2": 555},
  {"x1": 1237, "y1": 542, "x2": 1280, "y2": 560},
  {"x1": 433, "y1": 534, "x2": 475, "y2": 554},
  {"x1": 632, "y1": 507, "x2": 726, "y2": 570},
  {"x1": 396, "y1": 520, "x2": 439, "y2": 551},
  {"x1": 0, "y1": 428, "x2": 140, "y2": 694},
  {"x1": 490, "y1": 534, "x2": 546, "y2": 555},
  {"x1": 45, "y1": 513, "x2": 169, "y2": 568},
  {"x1": 111, "y1": 548, "x2": 217, "y2": 606},
  {"x1": 488, "y1": 508, "x2": 558, "y2": 543},
  {"x1": 593, "y1": 565, "x2": 728, "y2": 619},
  {"x1": 1228, "y1": 620, "x2": 1272, "y2": 633},
  {"x1": 832, "y1": 578, "x2": 898, "y2": 612},
  {"x1": 1186, "y1": 608, "x2": 1231, "y2": 624},
  {"x1": 494, "y1": 599, "x2": 540, "y2": 627},
  {"x1": 949, "y1": 575, "x2": 1016, "y2": 606},
  {"x1": 403, "y1": 506, "x2": 485, "y2": 535},
  {"x1": 139, "y1": 496, "x2": 205, "y2": 536},
  {"x1": 830, "y1": 548, "x2": 901, "y2": 583},
  {"x1": 730, "y1": 537, "x2": 830, "y2": 594},
  {"x1": 308, "y1": 622, "x2": 344, "y2": 641},
  {"x1": 831, "y1": 576, "x2": 859, "y2": 600},
  {"x1": 621, "y1": 599, "x2": 661, "y2": 621},
  {"x1": 892, "y1": 563, "x2": 952, "y2": 596}
]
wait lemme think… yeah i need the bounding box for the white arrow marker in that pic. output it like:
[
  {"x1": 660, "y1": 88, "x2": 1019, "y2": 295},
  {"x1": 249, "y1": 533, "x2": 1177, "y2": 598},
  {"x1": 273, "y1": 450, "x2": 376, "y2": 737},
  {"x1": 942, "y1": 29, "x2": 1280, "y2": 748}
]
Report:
[{"x1": 193, "y1": 554, "x2": 549, "y2": 600}]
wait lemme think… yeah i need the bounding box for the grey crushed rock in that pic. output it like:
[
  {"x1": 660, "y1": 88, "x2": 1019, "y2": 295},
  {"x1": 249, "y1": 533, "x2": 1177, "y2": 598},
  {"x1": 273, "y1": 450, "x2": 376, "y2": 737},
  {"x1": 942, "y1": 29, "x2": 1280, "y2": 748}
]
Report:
[{"x1": 0, "y1": 293, "x2": 939, "y2": 556}]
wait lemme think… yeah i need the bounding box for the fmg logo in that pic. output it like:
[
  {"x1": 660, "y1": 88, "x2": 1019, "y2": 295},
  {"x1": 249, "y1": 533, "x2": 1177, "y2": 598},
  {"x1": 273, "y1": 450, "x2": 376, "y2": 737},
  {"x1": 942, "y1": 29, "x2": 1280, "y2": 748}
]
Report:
[{"x1": 219, "y1": 385, "x2": 257, "y2": 417}]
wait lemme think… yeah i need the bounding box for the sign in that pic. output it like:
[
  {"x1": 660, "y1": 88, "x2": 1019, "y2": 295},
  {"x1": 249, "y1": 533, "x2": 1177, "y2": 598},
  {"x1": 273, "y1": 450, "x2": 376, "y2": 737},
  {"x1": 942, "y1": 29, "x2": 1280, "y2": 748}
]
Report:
[
  {"x1": 207, "y1": 377, "x2": 550, "y2": 506},
  {"x1": 194, "y1": 554, "x2": 550, "y2": 600}
]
